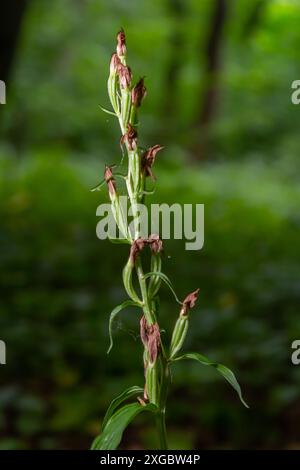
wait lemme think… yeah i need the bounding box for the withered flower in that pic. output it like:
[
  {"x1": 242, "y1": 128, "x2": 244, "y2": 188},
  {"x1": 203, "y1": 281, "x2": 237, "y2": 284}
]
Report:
[
  {"x1": 121, "y1": 123, "x2": 138, "y2": 151},
  {"x1": 110, "y1": 53, "x2": 120, "y2": 75},
  {"x1": 104, "y1": 165, "x2": 116, "y2": 196},
  {"x1": 116, "y1": 29, "x2": 126, "y2": 57},
  {"x1": 180, "y1": 288, "x2": 200, "y2": 316},
  {"x1": 129, "y1": 238, "x2": 146, "y2": 263},
  {"x1": 142, "y1": 145, "x2": 164, "y2": 179},
  {"x1": 117, "y1": 63, "x2": 132, "y2": 89},
  {"x1": 140, "y1": 315, "x2": 161, "y2": 364},
  {"x1": 131, "y1": 78, "x2": 147, "y2": 107},
  {"x1": 137, "y1": 396, "x2": 147, "y2": 406},
  {"x1": 148, "y1": 234, "x2": 163, "y2": 254}
]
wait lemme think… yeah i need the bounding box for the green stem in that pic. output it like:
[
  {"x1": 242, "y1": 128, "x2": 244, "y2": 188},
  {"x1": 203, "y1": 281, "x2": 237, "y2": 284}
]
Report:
[
  {"x1": 157, "y1": 356, "x2": 169, "y2": 449},
  {"x1": 112, "y1": 46, "x2": 169, "y2": 449},
  {"x1": 135, "y1": 257, "x2": 155, "y2": 325},
  {"x1": 156, "y1": 410, "x2": 168, "y2": 450}
]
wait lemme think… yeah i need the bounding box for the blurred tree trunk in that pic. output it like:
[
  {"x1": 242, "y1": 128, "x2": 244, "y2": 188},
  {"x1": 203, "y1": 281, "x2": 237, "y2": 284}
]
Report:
[
  {"x1": 161, "y1": 0, "x2": 187, "y2": 139},
  {"x1": 0, "y1": 0, "x2": 28, "y2": 83},
  {"x1": 163, "y1": 0, "x2": 186, "y2": 115},
  {"x1": 194, "y1": 0, "x2": 228, "y2": 160},
  {"x1": 242, "y1": 0, "x2": 268, "y2": 38}
]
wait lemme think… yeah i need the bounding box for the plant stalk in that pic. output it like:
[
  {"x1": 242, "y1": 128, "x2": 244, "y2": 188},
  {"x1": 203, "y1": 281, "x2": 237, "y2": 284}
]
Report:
[
  {"x1": 156, "y1": 409, "x2": 168, "y2": 450},
  {"x1": 110, "y1": 34, "x2": 170, "y2": 447}
]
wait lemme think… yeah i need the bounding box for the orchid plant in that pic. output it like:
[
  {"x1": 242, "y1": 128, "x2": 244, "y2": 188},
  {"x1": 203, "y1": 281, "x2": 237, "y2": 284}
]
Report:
[{"x1": 91, "y1": 30, "x2": 248, "y2": 451}]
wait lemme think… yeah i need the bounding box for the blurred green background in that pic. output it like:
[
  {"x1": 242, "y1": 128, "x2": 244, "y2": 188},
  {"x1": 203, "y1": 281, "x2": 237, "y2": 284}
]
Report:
[{"x1": 1, "y1": 0, "x2": 300, "y2": 450}]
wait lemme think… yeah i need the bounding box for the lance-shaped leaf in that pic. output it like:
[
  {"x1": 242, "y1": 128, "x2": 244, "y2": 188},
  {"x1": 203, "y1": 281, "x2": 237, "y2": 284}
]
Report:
[
  {"x1": 143, "y1": 271, "x2": 182, "y2": 305},
  {"x1": 91, "y1": 402, "x2": 158, "y2": 450},
  {"x1": 102, "y1": 385, "x2": 144, "y2": 429},
  {"x1": 90, "y1": 178, "x2": 106, "y2": 192},
  {"x1": 99, "y1": 105, "x2": 118, "y2": 116},
  {"x1": 173, "y1": 352, "x2": 249, "y2": 408},
  {"x1": 107, "y1": 300, "x2": 142, "y2": 354},
  {"x1": 91, "y1": 171, "x2": 126, "y2": 192}
]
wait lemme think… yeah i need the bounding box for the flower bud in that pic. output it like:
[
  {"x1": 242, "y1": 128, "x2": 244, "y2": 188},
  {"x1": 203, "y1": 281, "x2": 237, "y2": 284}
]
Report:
[
  {"x1": 122, "y1": 257, "x2": 141, "y2": 304},
  {"x1": 116, "y1": 29, "x2": 126, "y2": 57},
  {"x1": 169, "y1": 288, "x2": 200, "y2": 359},
  {"x1": 108, "y1": 56, "x2": 120, "y2": 114},
  {"x1": 104, "y1": 165, "x2": 116, "y2": 196},
  {"x1": 147, "y1": 235, "x2": 163, "y2": 299},
  {"x1": 169, "y1": 315, "x2": 189, "y2": 359},
  {"x1": 145, "y1": 361, "x2": 159, "y2": 405},
  {"x1": 104, "y1": 166, "x2": 130, "y2": 240},
  {"x1": 140, "y1": 315, "x2": 160, "y2": 405},
  {"x1": 131, "y1": 78, "x2": 147, "y2": 107},
  {"x1": 122, "y1": 239, "x2": 147, "y2": 303},
  {"x1": 118, "y1": 63, "x2": 132, "y2": 89},
  {"x1": 148, "y1": 254, "x2": 162, "y2": 299},
  {"x1": 110, "y1": 53, "x2": 120, "y2": 75}
]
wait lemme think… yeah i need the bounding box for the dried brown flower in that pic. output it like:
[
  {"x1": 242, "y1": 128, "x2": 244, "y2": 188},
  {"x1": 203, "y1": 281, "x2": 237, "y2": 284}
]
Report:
[
  {"x1": 120, "y1": 123, "x2": 138, "y2": 150},
  {"x1": 129, "y1": 238, "x2": 146, "y2": 263},
  {"x1": 117, "y1": 63, "x2": 132, "y2": 89},
  {"x1": 180, "y1": 288, "x2": 200, "y2": 316},
  {"x1": 137, "y1": 396, "x2": 147, "y2": 406},
  {"x1": 140, "y1": 315, "x2": 161, "y2": 364},
  {"x1": 131, "y1": 78, "x2": 147, "y2": 107},
  {"x1": 148, "y1": 234, "x2": 163, "y2": 254},
  {"x1": 116, "y1": 29, "x2": 126, "y2": 57},
  {"x1": 104, "y1": 165, "x2": 116, "y2": 195},
  {"x1": 142, "y1": 145, "x2": 164, "y2": 179}
]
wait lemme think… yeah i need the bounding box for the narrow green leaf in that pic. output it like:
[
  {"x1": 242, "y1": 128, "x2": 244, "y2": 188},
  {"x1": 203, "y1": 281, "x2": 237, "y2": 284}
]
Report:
[
  {"x1": 91, "y1": 402, "x2": 157, "y2": 450},
  {"x1": 99, "y1": 105, "x2": 118, "y2": 117},
  {"x1": 141, "y1": 182, "x2": 156, "y2": 196},
  {"x1": 102, "y1": 386, "x2": 144, "y2": 430},
  {"x1": 90, "y1": 171, "x2": 125, "y2": 193},
  {"x1": 114, "y1": 173, "x2": 127, "y2": 180},
  {"x1": 173, "y1": 352, "x2": 249, "y2": 408},
  {"x1": 107, "y1": 300, "x2": 142, "y2": 354},
  {"x1": 90, "y1": 178, "x2": 106, "y2": 192},
  {"x1": 143, "y1": 272, "x2": 182, "y2": 305}
]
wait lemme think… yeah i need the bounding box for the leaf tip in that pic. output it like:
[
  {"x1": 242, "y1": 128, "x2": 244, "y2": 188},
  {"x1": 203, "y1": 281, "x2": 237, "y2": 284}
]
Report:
[
  {"x1": 242, "y1": 399, "x2": 250, "y2": 409},
  {"x1": 107, "y1": 341, "x2": 113, "y2": 355}
]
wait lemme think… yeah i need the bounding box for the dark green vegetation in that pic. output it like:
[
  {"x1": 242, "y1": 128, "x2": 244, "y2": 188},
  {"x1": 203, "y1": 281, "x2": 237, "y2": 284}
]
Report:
[{"x1": 0, "y1": 0, "x2": 300, "y2": 449}]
